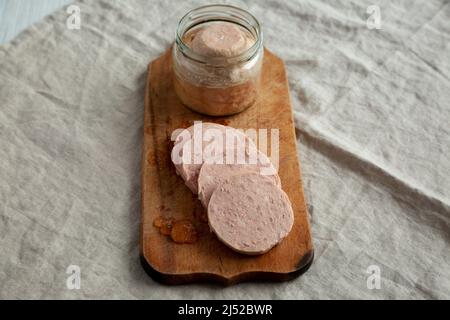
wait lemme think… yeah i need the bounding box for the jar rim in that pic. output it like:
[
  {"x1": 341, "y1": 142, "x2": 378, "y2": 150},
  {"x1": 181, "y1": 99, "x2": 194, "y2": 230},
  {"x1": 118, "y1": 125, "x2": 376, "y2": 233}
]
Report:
[{"x1": 175, "y1": 4, "x2": 263, "y2": 66}]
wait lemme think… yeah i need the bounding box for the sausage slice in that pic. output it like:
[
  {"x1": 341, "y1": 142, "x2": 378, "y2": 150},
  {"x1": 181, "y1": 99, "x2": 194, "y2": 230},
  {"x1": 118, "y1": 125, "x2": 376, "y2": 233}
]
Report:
[
  {"x1": 208, "y1": 173, "x2": 294, "y2": 255},
  {"x1": 171, "y1": 123, "x2": 256, "y2": 193},
  {"x1": 172, "y1": 123, "x2": 226, "y2": 193},
  {"x1": 198, "y1": 160, "x2": 280, "y2": 208}
]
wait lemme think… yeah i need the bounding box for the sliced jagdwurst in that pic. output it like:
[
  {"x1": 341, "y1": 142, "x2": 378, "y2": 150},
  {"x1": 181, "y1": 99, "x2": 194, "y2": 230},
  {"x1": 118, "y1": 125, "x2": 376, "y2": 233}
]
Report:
[
  {"x1": 208, "y1": 173, "x2": 294, "y2": 255},
  {"x1": 172, "y1": 123, "x2": 226, "y2": 193},
  {"x1": 172, "y1": 122, "x2": 224, "y2": 147},
  {"x1": 171, "y1": 123, "x2": 256, "y2": 194},
  {"x1": 198, "y1": 161, "x2": 280, "y2": 208}
]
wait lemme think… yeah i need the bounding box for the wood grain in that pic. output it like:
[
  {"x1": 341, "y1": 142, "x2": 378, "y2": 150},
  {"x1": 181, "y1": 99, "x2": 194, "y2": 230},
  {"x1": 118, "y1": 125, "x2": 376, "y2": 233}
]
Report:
[{"x1": 141, "y1": 48, "x2": 314, "y2": 285}]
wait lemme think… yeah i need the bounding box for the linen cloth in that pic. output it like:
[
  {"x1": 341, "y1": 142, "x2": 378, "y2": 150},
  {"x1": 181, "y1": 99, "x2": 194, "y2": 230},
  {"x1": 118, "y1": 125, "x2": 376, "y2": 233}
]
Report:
[{"x1": 0, "y1": 0, "x2": 449, "y2": 299}]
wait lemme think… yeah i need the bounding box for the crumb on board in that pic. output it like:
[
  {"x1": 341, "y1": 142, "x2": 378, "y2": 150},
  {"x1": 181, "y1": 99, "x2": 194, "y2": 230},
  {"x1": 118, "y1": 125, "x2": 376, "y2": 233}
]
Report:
[{"x1": 153, "y1": 216, "x2": 198, "y2": 244}]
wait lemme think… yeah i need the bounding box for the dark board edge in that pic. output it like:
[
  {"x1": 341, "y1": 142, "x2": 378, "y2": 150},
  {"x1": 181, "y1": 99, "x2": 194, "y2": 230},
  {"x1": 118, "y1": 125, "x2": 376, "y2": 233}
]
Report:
[{"x1": 140, "y1": 250, "x2": 314, "y2": 286}]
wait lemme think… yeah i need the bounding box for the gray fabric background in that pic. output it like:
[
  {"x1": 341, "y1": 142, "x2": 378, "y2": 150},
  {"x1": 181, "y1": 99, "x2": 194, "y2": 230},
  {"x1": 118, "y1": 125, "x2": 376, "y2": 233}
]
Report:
[{"x1": 0, "y1": 0, "x2": 449, "y2": 299}]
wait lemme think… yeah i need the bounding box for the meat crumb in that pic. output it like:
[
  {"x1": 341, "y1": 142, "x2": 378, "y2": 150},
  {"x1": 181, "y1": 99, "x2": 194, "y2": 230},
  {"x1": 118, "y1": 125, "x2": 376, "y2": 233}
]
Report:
[
  {"x1": 171, "y1": 220, "x2": 198, "y2": 244},
  {"x1": 153, "y1": 216, "x2": 198, "y2": 244}
]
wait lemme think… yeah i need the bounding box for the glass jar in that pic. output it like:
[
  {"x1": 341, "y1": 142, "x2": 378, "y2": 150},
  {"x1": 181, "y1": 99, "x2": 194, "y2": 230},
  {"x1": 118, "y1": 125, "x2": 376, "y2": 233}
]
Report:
[{"x1": 173, "y1": 5, "x2": 263, "y2": 116}]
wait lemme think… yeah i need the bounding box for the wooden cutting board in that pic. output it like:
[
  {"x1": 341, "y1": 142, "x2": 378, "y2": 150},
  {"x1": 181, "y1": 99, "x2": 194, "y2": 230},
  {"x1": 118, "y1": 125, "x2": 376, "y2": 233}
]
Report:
[{"x1": 140, "y1": 48, "x2": 313, "y2": 285}]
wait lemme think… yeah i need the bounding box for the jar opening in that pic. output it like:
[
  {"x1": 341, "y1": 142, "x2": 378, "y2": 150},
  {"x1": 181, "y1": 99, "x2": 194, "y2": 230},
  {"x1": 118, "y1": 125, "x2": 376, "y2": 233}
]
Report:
[{"x1": 175, "y1": 4, "x2": 263, "y2": 66}]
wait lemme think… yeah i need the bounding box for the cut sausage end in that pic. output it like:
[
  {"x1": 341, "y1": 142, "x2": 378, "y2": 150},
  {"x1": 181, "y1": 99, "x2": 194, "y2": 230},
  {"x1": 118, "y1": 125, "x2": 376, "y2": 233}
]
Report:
[{"x1": 191, "y1": 22, "x2": 249, "y2": 57}]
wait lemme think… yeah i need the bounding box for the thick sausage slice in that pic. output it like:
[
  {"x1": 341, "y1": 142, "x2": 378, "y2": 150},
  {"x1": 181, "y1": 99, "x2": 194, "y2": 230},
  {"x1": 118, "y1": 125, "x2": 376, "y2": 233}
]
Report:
[
  {"x1": 208, "y1": 173, "x2": 294, "y2": 255},
  {"x1": 172, "y1": 123, "x2": 227, "y2": 193},
  {"x1": 172, "y1": 122, "x2": 224, "y2": 147},
  {"x1": 171, "y1": 123, "x2": 256, "y2": 194},
  {"x1": 198, "y1": 159, "x2": 280, "y2": 208}
]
